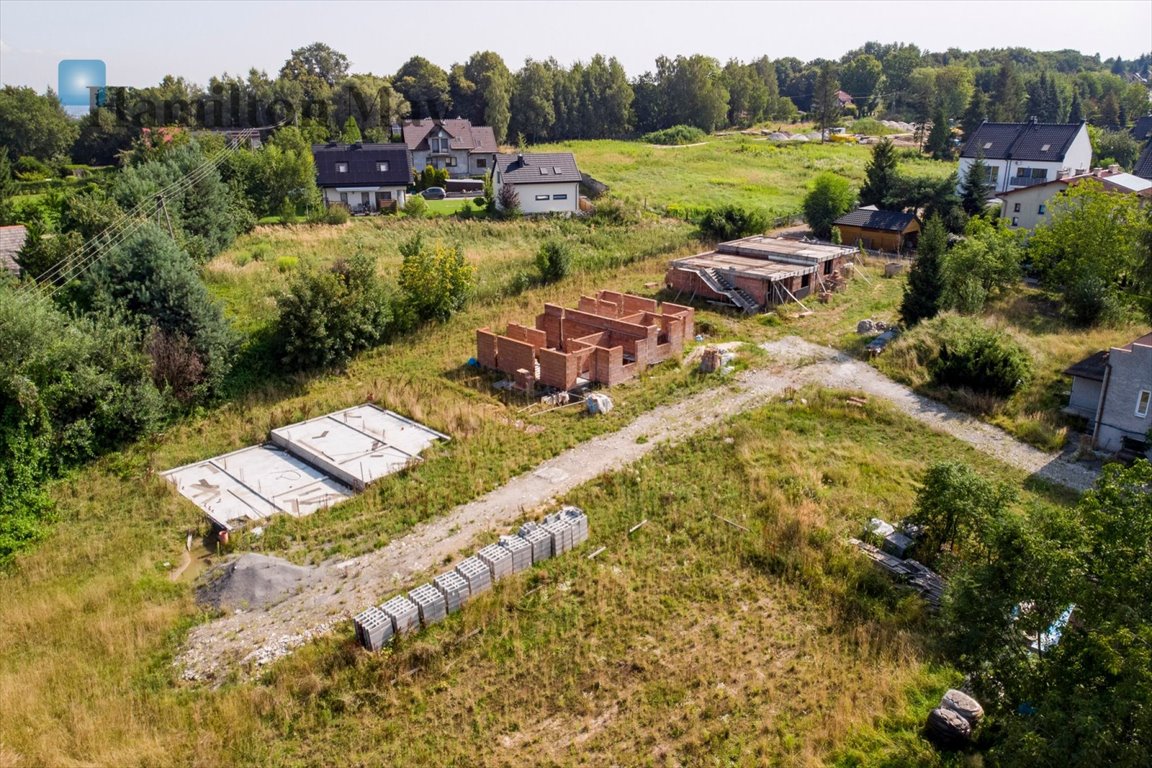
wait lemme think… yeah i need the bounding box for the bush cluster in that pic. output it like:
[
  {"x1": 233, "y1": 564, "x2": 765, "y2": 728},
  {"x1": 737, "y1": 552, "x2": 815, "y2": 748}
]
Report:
[
  {"x1": 641, "y1": 125, "x2": 706, "y2": 145},
  {"x1": 928, "y1": 318, "x2": 1032, "y2": 398},
  {"x1": 697, "y1": 203, "x2": 769, "y2": 241}
]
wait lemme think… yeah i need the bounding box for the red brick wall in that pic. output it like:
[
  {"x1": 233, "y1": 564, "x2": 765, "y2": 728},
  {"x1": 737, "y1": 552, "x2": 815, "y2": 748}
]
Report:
[
  {"x1": 506, "y1": 323, "x2": 547, "y2": 349},
  {"x1": 476, "y1": 329, "x2": 498, "y2": 368},
  {"x1": 538, "y1": 348, "x2": 579, "y2": 390},
  {"x1": 496, "y1": 336, "x2": 536, "y2": 377}
]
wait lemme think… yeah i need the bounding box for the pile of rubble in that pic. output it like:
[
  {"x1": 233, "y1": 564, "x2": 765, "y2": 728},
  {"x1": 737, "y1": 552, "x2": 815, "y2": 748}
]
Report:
[{"x1": 848, "y1": 517, "x2": 944, "y2": 607}]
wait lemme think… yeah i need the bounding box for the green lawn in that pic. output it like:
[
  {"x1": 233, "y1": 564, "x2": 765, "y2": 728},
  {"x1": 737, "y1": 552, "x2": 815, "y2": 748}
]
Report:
[{"x1": 535, "y1": 134, "x2": 954, "y2": 214}]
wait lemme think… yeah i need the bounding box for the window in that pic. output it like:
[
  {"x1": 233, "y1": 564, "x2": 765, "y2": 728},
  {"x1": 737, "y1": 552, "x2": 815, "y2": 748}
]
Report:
[
  {"x1": 336, "y1": 162, "x2": 348, "y2": 173},
  {"x1": 380, "y1": 191, "x2": 392, "y2": 200},
  {"x1": 376, "y1": 162, "x2": 389, "y2": 172},
  {"x1": 539, "y1": 167, "x2": 549, "y2": 175},
  {"x1": 553, "y1": 194, "x2": 568, "y2": 200},
  {"x1": 1038, "y1": 204, "x2": 1046, "y2": 215},
  {"x1": 1013, "y1": 202, "x2": 1021, "y2": 212},
  {"x1": 1137, "y1": 389, "x2": 1151, "y2": 418},
  {"x1": 339, "y1": 192, "x2": 349, "y2": 204},
  {"x1": 823, "y1": 260, "x2": 833, "y2": 275},
  {"x1": 801, "y1": 273, "x2": 811, "y2": 289},
  {"x1": 984, "y1": 166, "x2": 1000, "y2": 184},
  {"x1": 535, "y1": 194, "x2": 550, "y2": 201},
  {"x1": 1011, "y1": 217, "x2": 1019, "y2": 226},
  {"x1": 983, "y1": 142, "x2": 993, "y2": 150},
  {"x1": 553, "y1": 166, "x2": 563, "y2": 174},
  {"x1": 446, "y1": 157, "x2": 457, "y2": 167},
  {"x1": 476, "y1": 158, "x2": 487, "y2": 168},
  {"x1": 1040, "y1": 143, "x2": 1051, "y2": 152}
]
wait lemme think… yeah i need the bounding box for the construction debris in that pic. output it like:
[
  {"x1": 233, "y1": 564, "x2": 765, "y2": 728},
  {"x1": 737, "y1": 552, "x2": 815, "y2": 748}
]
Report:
[
  {"x1": 849, "y1": 538, "x2": 945, "y2": 607},
  {"x1": 585, "y1": 392, "x2": 614, "y2": 415}
]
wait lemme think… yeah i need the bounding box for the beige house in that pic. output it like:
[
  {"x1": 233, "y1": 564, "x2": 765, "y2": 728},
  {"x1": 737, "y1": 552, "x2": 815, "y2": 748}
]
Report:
[{"x1": 999, "y1": 168, "x2": 1152, "y2": 230}]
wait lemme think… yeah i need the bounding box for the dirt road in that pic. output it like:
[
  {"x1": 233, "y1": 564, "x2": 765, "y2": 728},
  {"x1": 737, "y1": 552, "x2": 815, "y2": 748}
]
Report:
[{"x1": 177, "y1": 337, "x2": 1095, "y2": 681}]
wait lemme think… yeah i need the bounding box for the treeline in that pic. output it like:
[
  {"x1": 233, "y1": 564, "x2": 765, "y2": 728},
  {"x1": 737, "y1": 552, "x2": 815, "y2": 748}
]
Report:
[{"x1": 1, "y1": 42, "x2": 1149, "y2": 170}]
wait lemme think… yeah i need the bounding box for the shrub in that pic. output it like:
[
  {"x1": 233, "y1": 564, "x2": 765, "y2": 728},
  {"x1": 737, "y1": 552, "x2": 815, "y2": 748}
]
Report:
[
  {"x1": 641, "y1": 125, "x2": 706, "y2": 145},
  {"x1": 697, "y1": 204, "x2": 769, "y2": 241},
  {"x1": 324, "y1": 203, "x2": 350, "y2": 225},
  {"x1": 802, "y1": 173, "x2": 856, "y2": 240},
  {"x1": 929, "y1": 319, "x2": 1032, "y2": 398},
  {"x1": 397, "y1": 233, "x2": 474, "y2": 324},
  {"x1": 403, "y1": 195, "x2": 428, "y2": 218},
  {"x1": 535, "y1": 240, "x2": 574, "y2": 284},
  {"x1": 496, "y1": 183, "x2": 520, "y2": 218},
  {"x1": 592, "y1": 197, "x2": 641, "y2": 225},
  {"x1": 250, "y1": 243, "x2": 271, "y2": 261},
  {"x1": 276, "y1": 255, "x2": 299, "y2": 272},
  {"x1": 276, "y1": 251, "x2": 391, "y2": 371},
  {"x1": 473, "y1": 196, "x2": 487, "y2": 208}
]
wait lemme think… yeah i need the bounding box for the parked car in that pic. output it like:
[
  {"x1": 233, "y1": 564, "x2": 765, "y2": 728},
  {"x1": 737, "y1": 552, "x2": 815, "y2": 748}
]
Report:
[{"x1": 422, "y1": 187, "x2": 446, "y2": 200}]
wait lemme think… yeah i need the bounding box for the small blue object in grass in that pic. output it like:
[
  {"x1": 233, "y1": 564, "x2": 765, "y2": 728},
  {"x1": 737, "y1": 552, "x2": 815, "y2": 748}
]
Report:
[{"x1": 467, "y1": 357, "x2": 478, "y2": 367}]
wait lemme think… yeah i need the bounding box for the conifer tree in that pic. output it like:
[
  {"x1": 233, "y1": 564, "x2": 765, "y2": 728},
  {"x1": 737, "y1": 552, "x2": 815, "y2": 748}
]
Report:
[{"x1": 899, "y1": 214, "x2": 947, "y2": 326}]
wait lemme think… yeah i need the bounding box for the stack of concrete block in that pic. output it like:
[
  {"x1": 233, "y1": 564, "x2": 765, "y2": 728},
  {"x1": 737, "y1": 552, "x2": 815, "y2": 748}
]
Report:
[
  {"x1": 409, "y1": 583, "x2": 448, "y2": 626},
  {"x1": 518, "y1": 523, "x2": 553, "y2": 564},
  {"x1": 542, "y1": 515, "x2": 574, "y2": 555},
  {"x1": 353, "y1": 606, "x2": 393, "y2": 651},
  {"x1": 433, "y1": 571, "x2": 470, "y2": 614},
  {"x1": 381, "y1": 594, "x2": 420, "y2": 635},
  {"x1": 477, "y1": 543, "x2": 513, "y2": 581},
  {"x1": 499, "y1": 534, "x2": 532, "y2": 573},
  {"x1": 455, "y1": 556, "x2": 492, "y2": 596},
  {"x1": 561, "y1": 506, "x2": 589, "y2": 546}
]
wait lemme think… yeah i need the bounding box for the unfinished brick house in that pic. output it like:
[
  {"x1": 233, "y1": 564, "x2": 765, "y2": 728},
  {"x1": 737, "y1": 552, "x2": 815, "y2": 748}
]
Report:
[
  {"x1": 476, "y1": 291, "x2": 695, "y2": 391},
  {"x1": 665, "y1": 235, "x2": 855, "y2": 313}
]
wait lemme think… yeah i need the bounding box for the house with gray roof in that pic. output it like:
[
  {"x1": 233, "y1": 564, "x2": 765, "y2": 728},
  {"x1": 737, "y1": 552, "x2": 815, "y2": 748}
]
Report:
[
  {"x1": 403, "y1": 119, "x2": 498, "y2": 179},
  {"x1": 998, "y1": 167, "x2": 1152, "y2": 230},
  {"x1": 958, "y1": 118, "x2": 1091, "y2": 195},
  {"x1": 0, "y1": 224, "x2": 27, "y2": 276},
  {"x1": 312, "y1": 142, "x2": 411, "y2": 213},
  {"x1": 1064, "y1": 332, "x2": 1152, "y2": 456},
  {"x1": 832, "y1": 206, "x2": 920, "y2": 252},
  {"x1": 491, "y1": 152, "x2": 581, "y2": 214}
]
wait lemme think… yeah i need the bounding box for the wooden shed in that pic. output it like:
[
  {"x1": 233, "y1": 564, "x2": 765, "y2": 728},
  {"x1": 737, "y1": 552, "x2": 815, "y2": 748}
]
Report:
[{"x1": 833, "y1": 207, "x2": 920, "y2": 252}]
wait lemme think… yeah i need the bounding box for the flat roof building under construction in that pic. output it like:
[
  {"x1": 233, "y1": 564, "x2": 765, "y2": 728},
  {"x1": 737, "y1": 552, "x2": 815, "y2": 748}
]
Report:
[
  {"x1": 666, "y1": 236, "x2": 855, "y2": 313},
  {"x1": 476, "y1": 290, "x2": 695, "y2": 391},
  {"x1": 163, "y1": 405, "x2": 449, "y2": 530}
]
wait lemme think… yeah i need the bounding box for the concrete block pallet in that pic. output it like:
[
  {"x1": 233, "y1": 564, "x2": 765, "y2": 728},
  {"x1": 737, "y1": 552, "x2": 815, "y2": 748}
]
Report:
[
  {"x1": 433, "y1": 571, "x2": 470, "y2": 613},
  {"x1": 456, "y1": 556, "x2": 493, "y2": 595},
  {"x1": 499, "y1": 535, "x2": 533, "y2": 573},
  {"x1": 381, "y1": 594, "x2": 420, "y2": 635},
  {"x1": 409, "y1": 583, "x2": 448, "y2": 626}
]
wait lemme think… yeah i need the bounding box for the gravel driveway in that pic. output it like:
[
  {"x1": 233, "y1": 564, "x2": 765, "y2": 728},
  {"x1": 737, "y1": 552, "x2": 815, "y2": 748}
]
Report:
[{"x1": 177, "y1": 336, "x2": 1096, "y2": 682}]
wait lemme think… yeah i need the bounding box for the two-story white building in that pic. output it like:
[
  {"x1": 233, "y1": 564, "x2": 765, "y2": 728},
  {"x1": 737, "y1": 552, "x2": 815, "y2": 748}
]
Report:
[
  {"x1": 958, "y1": 118, "x2": 1091, "y2": 195},
  {"x1": 403, "y1": 119, "x2": 498, "y2": 179},
  {"x1": 492, "y1": 153, "x2": 581, "y2": 215}
]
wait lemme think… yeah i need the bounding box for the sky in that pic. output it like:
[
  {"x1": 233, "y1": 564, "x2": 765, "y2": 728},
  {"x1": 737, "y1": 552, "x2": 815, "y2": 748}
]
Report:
[{"x1": 1, "y1": 0, "x2": 1150, "y2": 92}]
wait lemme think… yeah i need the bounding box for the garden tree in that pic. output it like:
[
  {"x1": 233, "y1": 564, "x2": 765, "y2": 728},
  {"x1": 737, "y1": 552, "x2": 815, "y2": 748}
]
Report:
[
  {"x1": 111, "y1": 140, "x2": 247, "y2": 261},
  {"x1": 801, "y1": 172, "x2": 855, "y2": 240},
  {"x1": 462, "y1": 51, "x2": 513, "y2": 143},
  {"x1": 1030, "y1": 180, "x2": 1149, "y2": 324},
  {"x1": 509, "y1": 59, "x2": 556, "y2": 142},
  {"x1": 279, "y1": 42, "x2": 350, "y2": 86},
  {"x1": 71, "y1": 106, "x2": 138, "y2": 166},
  {"x1": 925, "y1": 104, "x2": 953, "y2": 160},
  {"x1": 658, "y1": 55, "x2": 730, "y2": 133},
  {"x1": 447, "y1": 63, "x2": 477, "y2": 123},
  {"x1": 0, "y1": 153, "x2": 15, "y2": 225},
  {"x1": 1097, "y1": 91, "x2": 1121, "y2": 129},
  {"x1": 1027, "y1": 70, "x2": 1064, "y2": 123},
  {"x1": 881, "y1": 43, "x2": 922, "y2": 112},
  {"x1": 0, "y1": 86, "x2": 80, "y2": 163},
  {"x1": 811, "y1": 61, "x2": 842, "y2": 139},
  {"x1": 332, "y1": 74, "x2": 408, "y2": 140},
  {"x1": 496, "y1": 182, "x2": 520, "y2": 217},
  {"x1": 750, "y1": 56, "x2": 784, "y2": 119},
  {"x1": 886, "y1": 171, "x2": 966, "y2": 232},
  {"x1": 696, "y1": 204, "x2": 769, "y2": 241},
  {"x1": 1067, "y1": 91, "x2": 1084, "y2": 123},
  {"x1": 59, "y1": 188, "x2": 124, "y2": 242},
  {"x1": 899, "y1": 214, "x2": 947, "y2": 326},
  {"x1": 85, "y1": 223, "x2": 235, "y2": 397},
  {"x1": 260, "y1": 127, "x2": 318, "y2": 217},
  {"x1": 960, "y1": 88, "x2": 989, "y2": 141},
  {"x1": 396, "y1": 233, "x2": 474, "y2": 324},
  {"x1": 722, "y1": 59, "x2": 770, "y2": 127},
  {"x1": 929, "y1": 317, "x2": 1033, "y2": 397},
  {"x1": 906, "y1": 67, "x2": 938, "y2": 133},
  {"x1": 773, "y1": 56, "x2": 813, "y2": 108},
  {"x1": 14, "y1": 223, "x2": 83, "y2": 281},
  {"x1": 945, "y1": 460, "x2": 1152, "y2": 767},
  {"x1": 933, "y1": 65, "x2": 975, "y2": 123},
  {"x1": 990, "y1": 60, "x2": 1026, "y2": 122},
  {"x1": 276, "y1": 250, "x2": 391, "y2": 371},
  {"x1": 630, "y1": 71, "x2": 665, "y2": 134},
  {"x1": 959, "y1": 152, "x2": 993, "y2": 217},
  {"x1": 0, "y1": 286, "x2": 166, "y2": 559},
  {"x1": 1138, "y1": 204, "x2": 1152, "y2": 323},
  {"x1": 340, "y1": 115, "x2": 361, "y2": 144},
  {"x1": 840, "y1": 54, "x2": 884, "y2": 112},
  {"x1": 908, "y1": 460, "x2": 1017, "y2": 565},
  {"x1": 1089, "y1": 128, "x2": 1141, "y2": 169},
  {"x1": 393, "y1": 56, "x2": 452, "y2": 119},
  {"x1": 535, "y1": 239, "x2": 573, "y2": 283},
  {"x1": 858, "y1": 137, "x2": 899, "y2": 208},
  {"x1": 940, "y1": 217, "x2": 1024, "y2": 313}
]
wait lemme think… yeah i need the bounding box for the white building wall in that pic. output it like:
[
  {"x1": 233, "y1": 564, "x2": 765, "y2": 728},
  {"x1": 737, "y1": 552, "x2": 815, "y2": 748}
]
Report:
[
  {"x1": 502, "y1": 182, "x2": 580, "y2": 214},
  {"x1": 1096, "y1": 342, "x2": 1152, "y2": 453},
  {"x1": 958, "y1": 125, "x2": 1093, "y2": 194},
  {"x1": 1000, "y1": 184, "x2": 1060, "y2": 230}
]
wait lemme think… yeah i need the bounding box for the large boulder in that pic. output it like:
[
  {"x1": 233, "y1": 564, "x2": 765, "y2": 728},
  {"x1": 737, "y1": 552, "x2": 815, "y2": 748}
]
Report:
[
  {"x1": 926, "y1": 706, "x2": 972, "y2": 748},
  {"x1": 940, "y1": 689, "x2": 984, "y2": 727}
]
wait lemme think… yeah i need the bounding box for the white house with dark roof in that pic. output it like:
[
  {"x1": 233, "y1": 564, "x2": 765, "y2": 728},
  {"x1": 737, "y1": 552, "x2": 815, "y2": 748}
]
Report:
[
  {"x1": 492, "y1": 152, "x2": 581, "y2": 214},
  {"x1": 958, "y1": 118, "x2": 1091, "y2": 195},
  {"x1": 402, "y1": 119, "x2": 498, "y2": 178},
  {"x1": 312, "y1": 143, "x2": 411, "y2": 213}
]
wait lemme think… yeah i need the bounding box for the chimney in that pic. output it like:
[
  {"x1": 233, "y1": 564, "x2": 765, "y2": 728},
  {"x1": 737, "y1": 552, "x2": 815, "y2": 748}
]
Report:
[
  {"x1": 1108, "y1": 163, "x2": 1121, "y2": 174},
  {"x1": 517, "y1": 152, "x2": 524, "y2": 164},
  {"x1": 1056, "y1": 169, "x2": 1068, "y2": 180}
]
